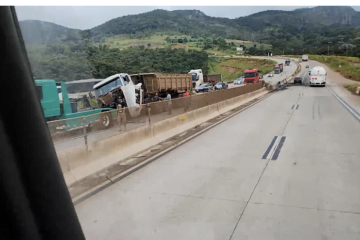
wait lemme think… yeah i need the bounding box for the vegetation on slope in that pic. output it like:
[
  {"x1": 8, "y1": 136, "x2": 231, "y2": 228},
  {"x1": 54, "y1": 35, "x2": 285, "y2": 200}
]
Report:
[
  {"x1": 208, "y1": 58, "x2": 276, "y2": 81},
  {"x1": 27, "y1": 43, "x2": 209, "y2": 81},
  {"x1": 344, "y1": 83, "x2": 360, "y2": 94}
]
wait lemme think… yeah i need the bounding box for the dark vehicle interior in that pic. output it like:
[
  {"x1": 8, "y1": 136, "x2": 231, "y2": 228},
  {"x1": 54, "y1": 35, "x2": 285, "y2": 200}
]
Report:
[{"x1": 0, "y1": 6, "x2": 86, "y2": 240}]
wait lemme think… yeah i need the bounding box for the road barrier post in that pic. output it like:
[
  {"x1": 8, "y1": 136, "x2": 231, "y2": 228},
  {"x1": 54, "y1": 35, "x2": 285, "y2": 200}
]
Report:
[
  {"x1": 146, "y1": 104, "x2": 151, "y2": 124},
  {"x1": 82, "y1": 116, "x2": 88, "y2": 151}
]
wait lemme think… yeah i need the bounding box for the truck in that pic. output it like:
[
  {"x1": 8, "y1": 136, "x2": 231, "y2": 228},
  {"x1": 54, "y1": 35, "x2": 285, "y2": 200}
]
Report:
[
  {"x1": 130, "y1": 73, "x2": 192, "y2": 99},
  {"x1": 302, "y1": 55, "x2": 308, "y2": 62},
  {"x1": 93, "y1": 73, "x2": 144, "y2": 117},
  {"x1": 244, "y1": 68, "x2": 261, "y2": 84},
  {"x1": 188, "y1": 69, "x2": 222, "y2": 88},
  {"x1": 309, "y1": 66, "x2": 327, "y2": 87},
  {"x1": 273, "y1": 63, "x2": 283, "y2": 74},
  {"x1": 204, "y1": 74, "x2": 222, "y2": 85},
  {"x1": 285, "y1": 59, "x2": 290, "y2": 66},
  {"x1": 35, "y1": 79, "x2": 115, "y2": 132},
  {"x1": 94, "y1": 72, "x2": 192, "y2": 108}
]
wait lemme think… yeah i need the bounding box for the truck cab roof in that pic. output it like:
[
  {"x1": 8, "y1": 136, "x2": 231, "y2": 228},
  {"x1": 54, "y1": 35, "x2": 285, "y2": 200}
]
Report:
[
  {"x1": 245, "y1": 69, "x2": 258, "y2": 72},
  {"x1": 188, "y1": 69, "x2": 202, "y2": 74},
  {"x1": 93, "y1": 73, "x2": 129, "y2": 90},
  {"x1": 35, "y1": 79, "x2": 56, "y2": 84}
]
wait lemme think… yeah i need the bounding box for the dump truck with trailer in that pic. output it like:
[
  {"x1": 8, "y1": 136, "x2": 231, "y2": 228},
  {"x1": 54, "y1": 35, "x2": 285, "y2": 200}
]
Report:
[
  {"x1": 273, "y1": 63, "x2": 283, "y2": 74},
  {"x1": 130, "y1": 73, "x2": 192, "y2": 99},
  {"x1": 93, "y1": 72, "x2": 191, "y2": 111},
  {"x1": 204, "y1": 74, "x2": 222, "y2": 85}
]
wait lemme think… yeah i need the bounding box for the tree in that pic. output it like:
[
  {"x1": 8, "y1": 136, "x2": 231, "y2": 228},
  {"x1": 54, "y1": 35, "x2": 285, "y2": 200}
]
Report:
[
  {"x1": 147, "y1": 43, "x2": 151, "y2": 48},
  {"x1": 339, "y1": 43, "x2": 356, "y2": 56}
]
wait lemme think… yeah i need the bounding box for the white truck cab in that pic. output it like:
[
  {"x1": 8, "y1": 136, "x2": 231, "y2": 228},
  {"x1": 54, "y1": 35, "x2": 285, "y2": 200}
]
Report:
[
  {"x1": 189, "y1": 69, "x2": 204, "y2": 89},
  {"x1": 302, "y1": 55, "x2": 308, "y2": 61},
  {"x1": 93, "y1": 73, "x2": 143, "y2": 117},
  {"x1": 309, "y1": 66, "x2": 327, "y2": 87}
]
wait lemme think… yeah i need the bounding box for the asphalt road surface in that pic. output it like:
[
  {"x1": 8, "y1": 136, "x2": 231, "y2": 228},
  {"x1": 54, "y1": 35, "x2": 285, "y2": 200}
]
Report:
[
  {"x1": 74, "y1": 62, "x2": 360, "y2": 239},
  {"x1": 54, "y1": 57, "x2": 297, "y2": 152}
]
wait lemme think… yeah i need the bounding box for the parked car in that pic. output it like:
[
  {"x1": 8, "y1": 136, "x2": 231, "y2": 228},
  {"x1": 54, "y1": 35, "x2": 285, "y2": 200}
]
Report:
[
  {"x1": 294, "y1": 77, "x2": 302, "y2": 84},
  {"x1": 268, "y1": 72, "x2": 274, "y2": 77},
  {"x1": 233, "y1": 76, "x2": 244, "y2": 85},
  {"x1": 195, "y1": 83, "x2": 213, "y2": 93},
  {"x1": 214, "y1": 81, "x2": 228, "y2": 90}
]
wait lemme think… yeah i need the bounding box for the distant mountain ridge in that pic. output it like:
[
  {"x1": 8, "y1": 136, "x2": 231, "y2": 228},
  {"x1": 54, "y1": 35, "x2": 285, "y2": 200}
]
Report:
[
  {"x1": 19, "y1": 20, "x2": 80, "y2": 44},
  {"x1": 19, "y1": 6, "x2": 360, "y2": 45}
]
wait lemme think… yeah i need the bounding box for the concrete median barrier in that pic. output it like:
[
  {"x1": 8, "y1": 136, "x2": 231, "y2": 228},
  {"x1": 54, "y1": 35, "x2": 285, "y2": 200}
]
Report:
[
  {"x1": 152, "y1": 112, "x2": 195, "y2": 142},
  {"x1": 59, "y1": 124, "x2": 158, "y2": 186},
  {"x1": 266, "y1": 59, "x2": 301, "y2": 91},
  {"x1": 57, "y1": 151, "x2": 70, "y2": 173}
]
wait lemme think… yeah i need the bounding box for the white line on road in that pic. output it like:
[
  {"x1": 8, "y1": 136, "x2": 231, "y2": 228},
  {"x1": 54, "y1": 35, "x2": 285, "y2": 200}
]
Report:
[
  {"x1": 327, "y1": 86, "x2": 360, "y2": 122},
  {"x1": 266, "y1": 136, "x2": 281, "y2": 160}
]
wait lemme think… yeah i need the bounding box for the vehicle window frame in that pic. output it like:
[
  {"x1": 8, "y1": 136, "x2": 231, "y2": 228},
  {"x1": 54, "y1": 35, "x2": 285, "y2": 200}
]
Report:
[{"x1": 36, "y1": 85, "x2": 43, "y2": 100}]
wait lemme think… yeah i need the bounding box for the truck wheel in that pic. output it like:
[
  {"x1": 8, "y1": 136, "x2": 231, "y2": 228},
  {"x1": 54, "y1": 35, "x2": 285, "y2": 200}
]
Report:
[{"x1": 101, "y1": 112, "x2": 113, "y2": 129}]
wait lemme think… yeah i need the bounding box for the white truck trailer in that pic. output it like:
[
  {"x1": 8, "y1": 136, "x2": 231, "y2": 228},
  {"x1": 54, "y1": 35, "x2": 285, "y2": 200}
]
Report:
[{"x1": 309, "y1": 66, "x2": 327, "y2": 87}]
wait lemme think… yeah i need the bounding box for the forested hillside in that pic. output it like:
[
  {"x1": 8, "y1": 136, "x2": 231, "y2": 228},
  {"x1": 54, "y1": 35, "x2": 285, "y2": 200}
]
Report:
[
  {"x1": 27, "y1": 44, "x2": 208, "y2": 81},
  {"x1": 19, "y1": 6, "x2": 360, "y2": 81}
]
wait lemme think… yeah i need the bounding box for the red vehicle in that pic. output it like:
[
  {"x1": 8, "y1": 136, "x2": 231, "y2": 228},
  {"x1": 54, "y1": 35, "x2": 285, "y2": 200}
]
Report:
[{"x1": 244, "y1": 68, "x2": 261, "y2": 84}]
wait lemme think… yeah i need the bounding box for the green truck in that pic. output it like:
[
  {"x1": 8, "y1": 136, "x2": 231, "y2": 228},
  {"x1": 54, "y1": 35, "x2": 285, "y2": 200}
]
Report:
[{"x1": 35, "y1": 79, "x2": 115, "y2": 132}]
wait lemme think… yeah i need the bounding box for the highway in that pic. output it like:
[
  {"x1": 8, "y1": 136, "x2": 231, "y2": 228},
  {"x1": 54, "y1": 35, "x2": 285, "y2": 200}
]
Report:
[
  {"x1": 74, "y1": 61, "x2": 360, "y2": 239},
  {"x1": 54, "y1": 57, "x2": 297, "y2": 152}
]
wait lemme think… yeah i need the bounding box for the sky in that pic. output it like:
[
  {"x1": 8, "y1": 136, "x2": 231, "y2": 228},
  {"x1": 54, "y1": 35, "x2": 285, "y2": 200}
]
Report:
[{"x1": 15, "y1": 6, "x2": 360, "y2": 30}]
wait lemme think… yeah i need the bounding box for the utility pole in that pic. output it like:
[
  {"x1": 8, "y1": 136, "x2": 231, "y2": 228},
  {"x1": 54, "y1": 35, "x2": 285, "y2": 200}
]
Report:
[{"x1": 327, "y1": 42, "x2": 331, "y2": 56}]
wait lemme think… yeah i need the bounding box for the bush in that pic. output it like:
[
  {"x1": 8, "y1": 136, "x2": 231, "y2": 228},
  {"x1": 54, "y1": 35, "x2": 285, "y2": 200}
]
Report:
[{"x1": 344, "y1": 83, "x2": 360, "y2": 94}]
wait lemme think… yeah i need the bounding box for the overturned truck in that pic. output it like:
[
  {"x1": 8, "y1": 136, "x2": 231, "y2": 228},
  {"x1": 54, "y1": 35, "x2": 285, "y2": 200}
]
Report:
[{"x1": 93, "y1": 73, "x2": 144, "y2": 119}]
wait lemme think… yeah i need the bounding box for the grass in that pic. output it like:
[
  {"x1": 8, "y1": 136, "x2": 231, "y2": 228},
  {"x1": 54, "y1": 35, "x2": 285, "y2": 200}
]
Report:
[
  {"x1": 208, "y1": 57, "x2": 277, "y2": 82},
  {"x1": 105, "y1": 34, "x2": 192, "y2": 49},
  {"x1": 287, "y1": 54, "x2": 360, "y2": 82},
  {"x1": 344, "y1": 83, "x2": 360, "y2": 94}
]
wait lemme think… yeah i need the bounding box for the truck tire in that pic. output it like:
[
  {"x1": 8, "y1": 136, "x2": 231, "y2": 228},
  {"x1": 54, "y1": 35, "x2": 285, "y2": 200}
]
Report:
[{"x1": 100, "y1": 111, "x2": 113, "y2": 129}]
